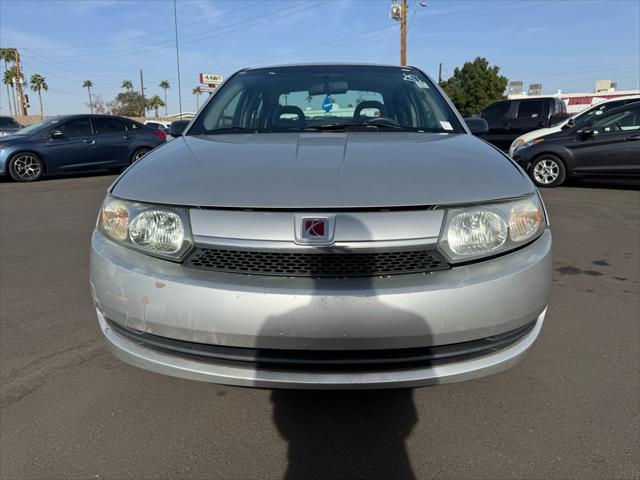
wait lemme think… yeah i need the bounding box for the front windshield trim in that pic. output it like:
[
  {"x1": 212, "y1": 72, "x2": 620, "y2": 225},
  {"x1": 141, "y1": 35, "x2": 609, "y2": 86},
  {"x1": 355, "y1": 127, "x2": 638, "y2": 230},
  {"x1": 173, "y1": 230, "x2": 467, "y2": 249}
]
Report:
[{"x1": 187, "y1": 65, "x2": 466, "y2": 136}]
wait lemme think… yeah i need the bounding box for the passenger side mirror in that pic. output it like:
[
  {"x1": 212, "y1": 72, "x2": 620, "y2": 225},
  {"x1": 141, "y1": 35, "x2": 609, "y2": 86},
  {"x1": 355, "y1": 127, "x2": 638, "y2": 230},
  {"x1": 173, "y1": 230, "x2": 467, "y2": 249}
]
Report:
[
  {"x1": 50, "y1": 130, "x2": 64, "y2": 139},
  {"x1": 464, "y1": 117, "x2": 489, "y2": 135},
  {"x1": 168, "y1": 120, "x2": 189, "y2": 137}
]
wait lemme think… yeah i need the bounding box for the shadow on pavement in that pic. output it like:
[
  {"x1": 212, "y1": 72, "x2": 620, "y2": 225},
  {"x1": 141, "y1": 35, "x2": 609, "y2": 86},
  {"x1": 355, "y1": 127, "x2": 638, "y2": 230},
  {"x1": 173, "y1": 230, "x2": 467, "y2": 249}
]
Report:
[
  {"x1": 257, "y1": 218, "x2": 431, "y2": 480},
  {"x1": 271, "y1": 389, "x2": 417, "y2": 480}
]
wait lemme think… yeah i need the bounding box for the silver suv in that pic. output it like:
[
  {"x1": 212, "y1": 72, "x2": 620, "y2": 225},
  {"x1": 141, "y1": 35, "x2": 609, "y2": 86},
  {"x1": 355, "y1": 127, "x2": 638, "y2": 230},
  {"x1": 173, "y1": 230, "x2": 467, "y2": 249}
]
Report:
[{"x1": 90, "y1": 64, "x2": 552, "y2": 389}]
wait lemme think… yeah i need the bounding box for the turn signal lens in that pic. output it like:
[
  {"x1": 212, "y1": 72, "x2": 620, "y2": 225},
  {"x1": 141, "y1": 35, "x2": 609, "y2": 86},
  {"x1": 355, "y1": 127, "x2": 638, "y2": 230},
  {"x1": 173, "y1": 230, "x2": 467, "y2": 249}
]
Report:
[
  {"x1": 510, "y1": 201, "x2": 544, "y2": 242},
  {"x1": 100, "y1": 200, "x2": 129, "y2": 241}
]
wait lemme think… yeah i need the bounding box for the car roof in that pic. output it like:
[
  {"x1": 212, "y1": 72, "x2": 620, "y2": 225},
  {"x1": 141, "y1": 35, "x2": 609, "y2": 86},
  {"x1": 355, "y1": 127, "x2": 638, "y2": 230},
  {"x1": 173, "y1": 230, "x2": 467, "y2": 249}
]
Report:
[{"x1": 242, "y1": 63, "x2": 413, "y2": 73}]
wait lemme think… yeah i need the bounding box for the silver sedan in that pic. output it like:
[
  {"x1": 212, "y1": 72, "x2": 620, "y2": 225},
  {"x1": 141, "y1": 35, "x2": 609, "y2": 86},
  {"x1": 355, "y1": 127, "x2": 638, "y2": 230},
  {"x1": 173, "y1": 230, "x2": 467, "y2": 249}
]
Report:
[{"x1": 90, "y1": 64, "x2": 552, "y2": 389}]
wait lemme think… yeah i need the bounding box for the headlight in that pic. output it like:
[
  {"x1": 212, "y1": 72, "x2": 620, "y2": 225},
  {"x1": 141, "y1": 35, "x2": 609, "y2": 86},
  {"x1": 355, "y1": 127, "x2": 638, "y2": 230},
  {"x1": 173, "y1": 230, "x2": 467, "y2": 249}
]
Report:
[
  {"x1": 98, "y1": 195, "x2": 192, "y2": 261},
  {"x1": 438, "y1": 195, "x2": 546, "y2": 262},
  {"x1": 514, "y1": 138, "x2": 544, "y2": 153}
]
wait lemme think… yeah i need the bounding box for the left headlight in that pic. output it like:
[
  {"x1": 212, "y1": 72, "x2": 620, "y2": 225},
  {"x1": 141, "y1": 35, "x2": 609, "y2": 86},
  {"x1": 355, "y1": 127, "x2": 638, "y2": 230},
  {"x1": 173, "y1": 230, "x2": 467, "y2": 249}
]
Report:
[
  {"x1": 514, "y1": 138, "x2": 544, "y2": 153},
  {"x1": 98, "y1": 195, "x2": 193, "y2": 261},
  {"x1": 438, "y1": 194, "x2": 546, "y2": 263}
]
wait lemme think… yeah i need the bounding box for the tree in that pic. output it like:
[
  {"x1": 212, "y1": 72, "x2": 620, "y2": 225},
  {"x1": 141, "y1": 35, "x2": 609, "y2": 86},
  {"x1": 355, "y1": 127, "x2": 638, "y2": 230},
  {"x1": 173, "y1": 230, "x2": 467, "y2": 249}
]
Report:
[
  {"x1": 29, "y1": 74, "x2": 48, "y2": 119},
  {"x1": 192, "y1": 87, "x2": 202, "y2": 109},
  {"x1": 146, "y1": 95, "x2": 165, "y2": 117},
  {"x1": 159, "y1": 80, "x2": 170, "y2": 116},
  {"x1": 87, "y1": 94, "x2": 107, "y2": 114},
  {"x1": 0, "y1": 47, "x2": 17, "y2": 116},
  {"x1": 2, "y1": 68, "x2": 16, "y2": 116},
  {"x1": 439, "y1": 57, "x2": 508, "y2": 117},
  {"x1": 108, "y1": 90, "x2": 145, "y2": 116},
  {"x1": 83, "y1": 80, "x2": 94, "y2": 114},
  {"x1": 121, "y1": 79, "x2": 134, "y2": 91}
]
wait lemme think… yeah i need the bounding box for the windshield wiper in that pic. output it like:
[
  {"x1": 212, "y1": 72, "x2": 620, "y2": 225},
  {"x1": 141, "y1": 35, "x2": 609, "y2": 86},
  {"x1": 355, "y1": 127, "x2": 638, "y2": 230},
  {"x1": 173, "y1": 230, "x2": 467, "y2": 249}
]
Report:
[{"x1": 302, "y1": 123, "x2": 425, "y2": 132}]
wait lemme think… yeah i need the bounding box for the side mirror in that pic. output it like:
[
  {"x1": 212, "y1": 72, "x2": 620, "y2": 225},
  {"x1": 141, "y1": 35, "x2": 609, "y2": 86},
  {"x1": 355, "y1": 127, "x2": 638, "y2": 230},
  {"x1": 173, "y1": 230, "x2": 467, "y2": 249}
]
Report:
[
  {"x1": 168, "y1": 121, "x2": 188, "y2": 137},
  {"x1": 464, "y1": 117, "x2": 489, "y2": 135},
  {"x1": 50, "y1": 130, "x2": 63, "y2": 139},
  {"x1": 566, "y1": 117, "x2": 575, "y2": 128},
  {"x1": 579, "y1": 128, "x2": 596, "y2": 140}
]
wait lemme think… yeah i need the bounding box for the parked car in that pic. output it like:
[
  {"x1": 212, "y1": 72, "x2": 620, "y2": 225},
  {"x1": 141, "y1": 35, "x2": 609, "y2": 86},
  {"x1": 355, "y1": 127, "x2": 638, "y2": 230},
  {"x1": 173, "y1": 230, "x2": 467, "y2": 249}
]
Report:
[
  {"x1": 144, "y1": 120, "x2": 170, "y2": 133},
  {"x1": 0, "y1": 114, "x2": 166, "y2": 181},
  {"x1": 478, "y1": 97, "x2": 569, "y2": 151},
  {"x1": 509, "y1": 95, "x2": 640, "y2": 156},
  {"x1": 512, "y1": 102, "x2": 640, "y2": 187},
  {"x1": 91, "y1": 64, "x2": 552, "y2": 389},
  {"x1": 0, "y1": 116, "x2": 23, "y2": 136}
]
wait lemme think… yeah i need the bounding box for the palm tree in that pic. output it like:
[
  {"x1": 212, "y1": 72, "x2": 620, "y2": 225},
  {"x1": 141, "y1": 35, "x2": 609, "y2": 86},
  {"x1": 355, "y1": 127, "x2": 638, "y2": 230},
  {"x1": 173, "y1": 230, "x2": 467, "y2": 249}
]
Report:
[
  {"x1": 2, "y1": 69, "x2": 16, "y2": 116},
  {"x1": 121, "y1": 80, "x2": 133, "y2": 91},
  {"x1": 193, "y1": 87, "x2": 202, "y2": 109},
  {"x1": 4, "y1": 66, "x2": 23, "y2": 116},
  {"x1": 83, "y1": 80, "x2": 94, "y2": 114},
  {"x1": 0, "y1": 47, "x2": 17, "y2": 116},
  {"x1": 159, "y1": 80, "x2": 170, "y2": 116},
  {"x1": 29, "y1": 74, "x2": 48, "y2": 119},
  {"x1": 145, "y1": 95, "x2": 165, "y2": 117}
]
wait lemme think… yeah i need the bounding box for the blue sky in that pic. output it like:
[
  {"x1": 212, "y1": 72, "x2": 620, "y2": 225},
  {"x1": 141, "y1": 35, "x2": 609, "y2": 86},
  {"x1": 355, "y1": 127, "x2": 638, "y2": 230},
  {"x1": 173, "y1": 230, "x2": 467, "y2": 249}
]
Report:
[{"x1": 1, "y1": 0, "x2": 639, "y2": 116}]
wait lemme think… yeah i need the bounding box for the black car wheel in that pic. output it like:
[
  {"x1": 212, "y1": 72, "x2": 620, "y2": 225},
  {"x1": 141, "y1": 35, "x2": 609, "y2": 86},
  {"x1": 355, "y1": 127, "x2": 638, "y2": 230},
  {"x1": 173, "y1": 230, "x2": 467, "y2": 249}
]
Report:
[
  {"x1": 530, "y1": 155, "x2": 566, "y2": 188},
  {"x1": 8, "y1": 152, "x2": 44, "y2": 182},
  {"x1": 131, "y1": 148, "x2": 150, "y2": 163}
]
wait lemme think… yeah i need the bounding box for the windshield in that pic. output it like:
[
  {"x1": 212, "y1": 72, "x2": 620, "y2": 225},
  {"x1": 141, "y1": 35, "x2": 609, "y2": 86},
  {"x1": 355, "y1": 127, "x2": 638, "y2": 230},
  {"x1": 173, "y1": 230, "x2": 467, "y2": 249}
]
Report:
[
  {"x1": 15, "y1": 117, "x2": 64, "y2": 135},
  {"x1": 188, "y1": 65, "x2": 465, "y2": 135}
]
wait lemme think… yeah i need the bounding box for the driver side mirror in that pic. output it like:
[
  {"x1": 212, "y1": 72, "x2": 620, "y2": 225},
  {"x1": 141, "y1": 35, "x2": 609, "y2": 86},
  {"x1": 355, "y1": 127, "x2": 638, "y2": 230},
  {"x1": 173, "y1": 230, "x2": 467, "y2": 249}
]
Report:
[
  {"x1": 464, "y1": 117, "x2": 489, "y2": 135},
  {"x1": 50, "y1": 130, "x2": 64, "y2": 139},
  {"x1": 579, "y1": 127, "x2": 596, "y2": 140},
  {"x1": 566, "y1": 117, "x2": 575, "y2": 128}
]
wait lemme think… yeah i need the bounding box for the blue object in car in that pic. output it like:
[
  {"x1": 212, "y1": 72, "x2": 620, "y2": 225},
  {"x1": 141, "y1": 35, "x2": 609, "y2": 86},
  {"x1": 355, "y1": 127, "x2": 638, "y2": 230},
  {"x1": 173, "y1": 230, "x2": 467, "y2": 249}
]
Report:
[{"x1": 0, "y1": 114, "x2": 166, "y2": 181}]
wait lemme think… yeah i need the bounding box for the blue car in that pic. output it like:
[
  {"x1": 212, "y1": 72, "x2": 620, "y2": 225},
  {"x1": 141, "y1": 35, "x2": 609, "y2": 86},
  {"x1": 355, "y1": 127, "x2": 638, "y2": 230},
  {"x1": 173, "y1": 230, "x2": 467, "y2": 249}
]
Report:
[{"x1": 0, "y1": 114, "x2": 166, "y2": 182}]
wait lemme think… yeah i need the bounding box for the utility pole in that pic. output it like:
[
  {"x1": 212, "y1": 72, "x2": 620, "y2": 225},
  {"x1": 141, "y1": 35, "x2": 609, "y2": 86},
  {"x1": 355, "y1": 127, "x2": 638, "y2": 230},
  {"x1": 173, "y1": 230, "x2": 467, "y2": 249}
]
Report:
[
  {"x1": 438, "y1": 63, "x2": 443, "y2": 84},
  {"x1": 140, "y1": 69, "x2": 146, "y2": 118},
  {"x1": 173, "y1": 0, "x2": 183, "y2": 120},
  {"x1": 400, "y1": 0, "x2": 407, "y2": 66},
  {"x1": 14, "y1": 50, "x2": 27, "y2": 116}
]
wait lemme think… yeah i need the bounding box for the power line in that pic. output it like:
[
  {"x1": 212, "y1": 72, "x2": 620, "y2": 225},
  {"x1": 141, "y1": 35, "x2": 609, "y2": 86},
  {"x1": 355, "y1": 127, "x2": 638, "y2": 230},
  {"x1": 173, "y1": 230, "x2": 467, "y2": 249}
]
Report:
[
  {"x1": 1, "y1": 1, "x2": 261, "y2": 52},
  {"x1": 23, "y1": 1, "x2": 322, "y2": 62}
]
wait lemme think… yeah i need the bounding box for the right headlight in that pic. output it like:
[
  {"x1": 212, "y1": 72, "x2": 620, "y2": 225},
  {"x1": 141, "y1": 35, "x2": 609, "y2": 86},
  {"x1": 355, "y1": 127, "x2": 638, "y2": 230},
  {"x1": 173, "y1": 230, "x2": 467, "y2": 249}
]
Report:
[
  {"x1": 98, "y1": 195, "x2": 193, "y2": 261},
  {"x1": 438, "y1": 194, "x2": 546, "y2": 263}
]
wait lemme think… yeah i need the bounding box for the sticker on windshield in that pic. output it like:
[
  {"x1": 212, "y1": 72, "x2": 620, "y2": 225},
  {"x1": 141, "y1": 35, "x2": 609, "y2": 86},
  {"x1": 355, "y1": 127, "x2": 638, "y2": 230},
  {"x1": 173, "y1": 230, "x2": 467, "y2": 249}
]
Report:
[
  {"x1": 402, "y1": 72, "x2": 429, "y2": 89},
  {"x1": 440, "y1": 121, "x2": 453, "y2": 131}
]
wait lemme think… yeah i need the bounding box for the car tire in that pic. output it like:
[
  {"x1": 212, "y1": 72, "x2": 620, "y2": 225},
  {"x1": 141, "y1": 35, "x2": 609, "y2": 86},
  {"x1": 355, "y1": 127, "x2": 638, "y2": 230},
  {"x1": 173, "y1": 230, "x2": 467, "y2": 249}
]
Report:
[
  {"x1": 8, "y1": 152, "x2": 44, "y2": 182},
  {"x1": 131, "y1": 147, "x2": 150, "y2": 163},
  {"x1": 529, "y1": 155, "x2": 566, "y2": 188}
]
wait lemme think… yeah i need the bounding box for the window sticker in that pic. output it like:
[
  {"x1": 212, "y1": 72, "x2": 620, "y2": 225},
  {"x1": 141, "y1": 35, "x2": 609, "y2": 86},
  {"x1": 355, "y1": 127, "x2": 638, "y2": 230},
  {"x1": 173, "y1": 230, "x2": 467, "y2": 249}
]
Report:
[
  {"x1": 440, "y1": 121, "x2": 453, "y2": 131},
  {"x1": 402, "y1": 72, "x2": 429, "y2": 89}
]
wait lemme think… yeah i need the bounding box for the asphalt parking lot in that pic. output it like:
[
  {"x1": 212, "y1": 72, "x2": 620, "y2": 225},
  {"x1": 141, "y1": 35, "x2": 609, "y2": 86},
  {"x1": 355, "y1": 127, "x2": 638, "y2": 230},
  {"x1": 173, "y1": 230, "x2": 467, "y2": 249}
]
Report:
[{"x1": 1, "y1": 175, "x2": 638, "y2": 480}]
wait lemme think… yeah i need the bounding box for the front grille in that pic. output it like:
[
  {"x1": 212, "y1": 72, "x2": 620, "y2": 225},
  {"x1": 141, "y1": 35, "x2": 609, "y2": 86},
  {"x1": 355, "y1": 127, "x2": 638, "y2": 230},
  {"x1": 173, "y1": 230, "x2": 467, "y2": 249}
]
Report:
[{"x1": 183, "y1": 247, "x2": 450, "y2": 277}]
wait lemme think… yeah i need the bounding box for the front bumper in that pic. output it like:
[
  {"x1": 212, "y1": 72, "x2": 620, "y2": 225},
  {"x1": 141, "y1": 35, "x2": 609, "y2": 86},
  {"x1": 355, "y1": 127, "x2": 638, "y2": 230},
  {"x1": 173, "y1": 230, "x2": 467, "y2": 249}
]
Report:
[{"x1": 90, "y1": 229, "x2": 552, "y2": 388}]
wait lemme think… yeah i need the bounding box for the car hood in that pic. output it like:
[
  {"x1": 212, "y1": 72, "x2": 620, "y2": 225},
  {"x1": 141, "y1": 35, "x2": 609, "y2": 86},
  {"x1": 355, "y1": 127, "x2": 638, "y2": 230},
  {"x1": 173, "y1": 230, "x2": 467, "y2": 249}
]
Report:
[{"x1": 112, "y1": 132, "x2": 534, "y2": 209}]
